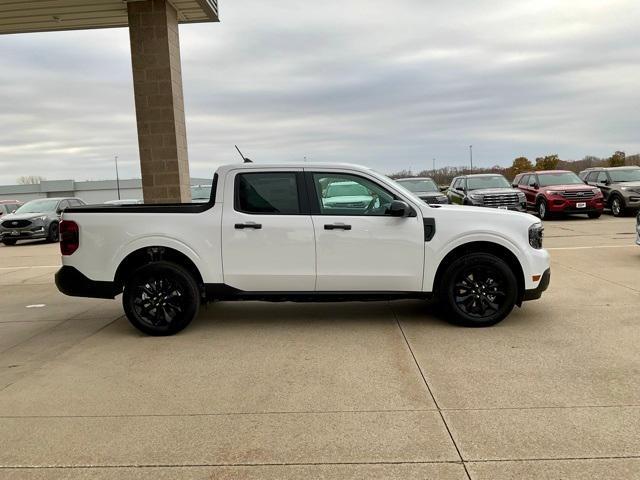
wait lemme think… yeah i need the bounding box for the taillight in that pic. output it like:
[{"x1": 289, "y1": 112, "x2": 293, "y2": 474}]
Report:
[{"x1": 60, "y1": 220, "x2": 79, "y2": 255}]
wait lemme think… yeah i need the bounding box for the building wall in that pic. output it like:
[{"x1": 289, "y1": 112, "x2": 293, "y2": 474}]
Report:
[{"x1": 0, "y1": 178, "x2": 210, "y2": 204}]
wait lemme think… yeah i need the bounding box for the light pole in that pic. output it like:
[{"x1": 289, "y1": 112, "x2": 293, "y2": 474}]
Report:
[
  {"x1": 432, "y1": 157, "x2": 436, "y2": 172},
  {"x1": 114, "y1": 155, "x2": 121, "y2": 200},
  {"x1": 469, "y1": 145, "x2": 473, "y2": 172}
]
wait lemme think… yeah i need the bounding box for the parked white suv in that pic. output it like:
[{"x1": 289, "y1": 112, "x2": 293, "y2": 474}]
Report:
[{"x1": 55, "y1": 162, "x2": 550, "y2": 335}]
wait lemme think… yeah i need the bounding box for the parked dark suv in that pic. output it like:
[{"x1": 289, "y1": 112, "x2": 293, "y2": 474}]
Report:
[
  {"x1": 580, "y1": 166, "x2": 640, "y2": 217},
  {"x1": 394, "y1": 177, "x2": 449, "y2": 205},
  {"x1": 0, "y1": 197, "x2": 85, "y2": 245},
  {"x1": 513, "y1": 170, "x2": 603, "y2": 220},
  {"x1": 447, "y1": 174, "x2": 526, "y2": 211}
]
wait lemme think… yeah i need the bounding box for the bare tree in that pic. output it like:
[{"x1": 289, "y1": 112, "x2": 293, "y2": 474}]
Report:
[{"x1": 16, "y1": 176, "x2": 46, "y2": 185}]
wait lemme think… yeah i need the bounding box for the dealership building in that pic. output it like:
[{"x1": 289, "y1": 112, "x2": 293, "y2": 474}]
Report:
[
  {"x1": 1, "y1": 0, "x2": 219, "y2": 204},
  {"x1": 0, "y1": 178, "x2": 211, "y2": 204}
]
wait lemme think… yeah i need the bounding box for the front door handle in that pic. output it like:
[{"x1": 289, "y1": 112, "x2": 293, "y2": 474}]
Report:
[
  {"x1": 324, "y1": 223, "x2": 352, "y2": 230},
  {"x1": 235, "y1": 222, "x2": 262, "y2": 230}
]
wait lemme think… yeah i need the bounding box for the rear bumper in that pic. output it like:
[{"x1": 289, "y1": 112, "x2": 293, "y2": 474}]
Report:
[
  {"x1": 55, "y1": 266, "x2": 119, "y2": 299},
  {"x1": 523, "y1": 268, "x2": 551, "y2": 301}
]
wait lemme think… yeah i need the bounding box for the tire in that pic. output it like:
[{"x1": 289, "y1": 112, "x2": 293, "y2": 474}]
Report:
[
  {"x1": 537, "y1": 199, "x2": 549, "y2": 220},
  {"x1": 123, "y1": 261, "x2": 200, "y2": 336},
  {"x1": 588, "y1": 211, "x2": 601, "y2": 219},
  {"x1": 2, "y1": 239, "x2": 17, "y2": 246},
  {"x1": 439, "y1": 252, "x2": 518, "y2": 327},
  {"x1": 47, "y1": 222, "x2": 59, "y2": 242},
  {"x1": 610, "y1": 195, "x2": 625, "y2": 217}
]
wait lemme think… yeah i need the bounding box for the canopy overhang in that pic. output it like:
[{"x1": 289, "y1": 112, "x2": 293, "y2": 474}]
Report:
[{"x1": 0, "y1": 0, "x2": 219, "y2": 34}]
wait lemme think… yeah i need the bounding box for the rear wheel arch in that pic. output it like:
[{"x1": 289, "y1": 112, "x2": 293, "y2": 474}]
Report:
[
  {"x1": 433, "y1": 241, "x2": 525, "y2": 305},
  {"x1": 114, "y1": 246, "x2": 205, "y2": 297}
]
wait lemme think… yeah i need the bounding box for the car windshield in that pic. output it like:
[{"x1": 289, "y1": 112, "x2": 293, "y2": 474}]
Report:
[
  {"x1": 466, "y1": 175, "x2": 510, "y2": 190},
  {"x1": 609, "y1": 169, "x2": 640, "y2": 183},
  {"x1": 538, "y1": 172, "x2": 584, "y2": 187},
  {"x1": 396, "y1": 178, "x2": 439, "y2": 193},
  {"x1": 15, "y1": 199, "x2": 58, "y2": 214},
  {"x1": 325, "y1": 182, "x2": 369, "y2": 197}
]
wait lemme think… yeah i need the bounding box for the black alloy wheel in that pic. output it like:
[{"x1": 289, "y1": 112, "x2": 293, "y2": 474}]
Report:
[
  {"x1": 441, "y1": 252, "x2": 517, "y2": 327},
  {"x1": 123, "y1": 261, "x2": 200, "y2": 336}
]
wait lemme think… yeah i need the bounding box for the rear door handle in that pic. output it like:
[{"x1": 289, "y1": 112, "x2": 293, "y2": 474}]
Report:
[
  {"x1": 324, "y1": 223, "x2": 351, "y2": 230},
  {"x1": 235, "y1": 222, "x2": 262, "y2": 230}
]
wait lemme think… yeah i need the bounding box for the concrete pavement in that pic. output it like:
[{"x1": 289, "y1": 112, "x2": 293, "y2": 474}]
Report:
[{"x1": 0, "y1": 216, "x2": 639, "y2": 479}]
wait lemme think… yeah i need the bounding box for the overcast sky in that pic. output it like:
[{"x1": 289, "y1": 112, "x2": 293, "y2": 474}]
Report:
[{"x1": 0, "y1": 0, "x2": 639, "y2": 184}]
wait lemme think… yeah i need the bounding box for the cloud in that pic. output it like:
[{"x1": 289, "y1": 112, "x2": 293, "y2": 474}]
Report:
[{"x1": 0, "y1": 0, "x2": 638, "y2": 184}]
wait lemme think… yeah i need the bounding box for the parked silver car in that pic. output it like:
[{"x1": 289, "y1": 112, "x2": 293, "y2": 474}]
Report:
[{"x1": 0, "y1": 197, "x2": 85, "y2": 246}]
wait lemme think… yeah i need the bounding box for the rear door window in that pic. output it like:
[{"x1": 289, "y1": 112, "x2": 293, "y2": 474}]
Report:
[{"x1": 235, "y1": 172, "x2": 301, "y2": 215}]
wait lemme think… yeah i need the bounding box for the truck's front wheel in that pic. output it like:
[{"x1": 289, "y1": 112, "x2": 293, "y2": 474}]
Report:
[
  {"x1": 123, "y1": 261, "x2": 200, "y2": 336},
  {"x1": 440, "y1": 253, "x2": 517, "y2": 327}
]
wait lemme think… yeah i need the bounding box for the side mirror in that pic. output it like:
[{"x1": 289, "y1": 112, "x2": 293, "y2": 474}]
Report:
[
  {"x1": 387, "y1": 200, "x2": 412, "y2": 217},
  {"x1": 532, "y1": 182, "x2": 539, "y2": 189}
]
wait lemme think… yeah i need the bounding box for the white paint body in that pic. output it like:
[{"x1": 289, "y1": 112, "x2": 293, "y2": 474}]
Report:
[{"x1": 61, "y1": 163, "x2": 550, "y2": 293}]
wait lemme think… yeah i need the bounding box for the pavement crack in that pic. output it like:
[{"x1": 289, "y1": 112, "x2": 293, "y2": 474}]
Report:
[{"x1": 389, "y1": 302, "x2": 472, "y2": 480}]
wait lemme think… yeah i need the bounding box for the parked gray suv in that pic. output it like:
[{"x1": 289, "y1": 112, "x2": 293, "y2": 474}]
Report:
[
  {"x1": 447, "y1": 174, "x2": 526, "y2": 211},
  {"x1": 0, "y1": 197, "x2": 85, "y2": 246},
  {"x1": 580, "y1": 166, "x2": 640, "y2": 217}
]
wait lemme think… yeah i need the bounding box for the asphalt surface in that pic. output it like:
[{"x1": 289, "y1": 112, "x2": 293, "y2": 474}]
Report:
[{"x1": 0, "y1": 214, "x2": 639, "y2": 479}]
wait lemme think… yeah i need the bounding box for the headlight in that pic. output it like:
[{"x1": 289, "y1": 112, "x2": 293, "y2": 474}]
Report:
[
  {"x1": 529, "y1": 223, "x2": 544, "y2": 249},
  {"x1": 544, "y1": 190, "x2": 558, "y2": 196},
  {"x1": 592, "y1": 188, "x2": 602, "y2": 195},
  {"x1": 621, "y1": 186, "x2": 629, "y2": 191},
  {"x1": 468, "y1": 194, "x2": 482, "y2": 201}
]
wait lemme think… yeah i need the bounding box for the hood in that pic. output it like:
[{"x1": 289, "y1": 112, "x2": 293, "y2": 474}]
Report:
[
  {"x1": 324, "y1": 195, "x2": 372, "y2": 204},
  {"x1": 432, "y1": 203, "x2": 538, "y2": 221},
  {"x1": 542, "y1": 184, "x2": 595, "y2": 191},
  {"x1": 1, "y1": 212, "x2": 52, "y2": 222},
  {"x1": 415, "y1": 191, "x2": 446, "y2": 198},
  {"x1": 612, "y1": 181, "x2": 640, "y2": 188},
  {"x1": 467, "y1": 187, "x2": 521, "y2": 196}
]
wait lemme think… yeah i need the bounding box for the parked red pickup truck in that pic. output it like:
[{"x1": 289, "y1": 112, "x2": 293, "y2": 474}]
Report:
[{"x1": 513, "y1": 170, "x2": 604, "y2": 219}]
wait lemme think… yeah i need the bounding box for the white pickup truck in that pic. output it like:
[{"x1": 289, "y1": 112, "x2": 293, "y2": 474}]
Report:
[{"x1": 55, "y1": 162, "x2": 550, "y2": 335}]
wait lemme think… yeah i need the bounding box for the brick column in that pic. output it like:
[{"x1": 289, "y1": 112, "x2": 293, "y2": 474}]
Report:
[{"x1": 127, "y1": 0, "x2": 191, "y2": 203}]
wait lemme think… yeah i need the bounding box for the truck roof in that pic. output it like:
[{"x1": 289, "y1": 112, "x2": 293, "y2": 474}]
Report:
[{"x1": 215, "y1": 162, "x2": 374, "y2": 176}]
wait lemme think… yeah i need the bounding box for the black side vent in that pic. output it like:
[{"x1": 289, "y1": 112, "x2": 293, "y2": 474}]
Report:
[{"x1": 423, "y1": 218, "x2": 436, "y2": 241}]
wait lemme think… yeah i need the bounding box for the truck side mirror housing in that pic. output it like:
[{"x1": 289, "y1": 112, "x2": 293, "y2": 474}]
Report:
[
  {"x1": 387, "y1": 200, "x2": 412, "y2": 217},
  {"x1": 532, "y1": 182, "x2": 539, "y2": 189}
]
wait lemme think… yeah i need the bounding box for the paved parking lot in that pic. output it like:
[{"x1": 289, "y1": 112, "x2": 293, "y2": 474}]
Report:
[{"x1": 1, "y1": 215, "x2": 639, "y2": 479}]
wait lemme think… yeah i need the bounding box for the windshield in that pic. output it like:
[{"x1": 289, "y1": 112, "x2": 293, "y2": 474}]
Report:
[
  {"x1": 15, "y1": 199, "x2": 58, "y2": 214},
  {"x1": 609, "y1": 169, "x2": 640, "y2": 183},
  {"x1": 538, "y1": 172, "x2": 584, "y2": 187},
  {"x1": 325, "y1": 182, "x2": 369, "y2": 197},
  {"x1": 396, "y1": 178, "x2": 439, "y2": 193},
  {"x1": 467, "y1": 175, "x2": 510, "y2": 190}
]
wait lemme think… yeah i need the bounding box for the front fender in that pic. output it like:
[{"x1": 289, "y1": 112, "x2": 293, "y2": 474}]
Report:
[{"x1": 423, "y1": 232, "x2": 525, "y2": 292}]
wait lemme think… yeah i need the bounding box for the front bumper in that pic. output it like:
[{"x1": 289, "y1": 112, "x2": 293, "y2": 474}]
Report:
[
  {"x1": 55, "y1": 266, "x2": 119, "y2": 299},
  {"x1": 0, "y1": 225, "x2": 47, "y2": 240},
  {"x1": 546, "y1": 196, "x2": 603, "y2": 213},
  {"x1": 523, "y1": 268, "x2": 551, "y2": 301},
  {"x1": 470, "y1": 201, "x2": 526, "y2": 212}
]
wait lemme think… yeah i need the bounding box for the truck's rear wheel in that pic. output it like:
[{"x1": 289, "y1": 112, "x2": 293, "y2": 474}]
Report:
[
  {"x1": 440, "y1": 252, "x2": 517, "y2": 327},
  {"x1": 123, "y1": 261, "x2": 200, "y2": 336}
]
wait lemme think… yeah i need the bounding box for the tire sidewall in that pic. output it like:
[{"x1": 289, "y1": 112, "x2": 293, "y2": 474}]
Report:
[
  {"x1": 48, "y1": 222, "x2": 59, "y2": 242},
  {"x1": 123, "y1": 261, "x2": 200, "y2": 336},
  {"x1": 611, "y1": 196, "x2": 624, "y2": 217},
  {"x1": 442, "y1": 253, "x2": 518, "y2": 327},
  {"x1": 537, "y1": 199, "x2": 547, "y2": 219}
]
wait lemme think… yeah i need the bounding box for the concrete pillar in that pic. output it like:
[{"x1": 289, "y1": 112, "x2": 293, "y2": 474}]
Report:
[{"x1": 127, "y1": 0, "x2": 191, "y2": 203}]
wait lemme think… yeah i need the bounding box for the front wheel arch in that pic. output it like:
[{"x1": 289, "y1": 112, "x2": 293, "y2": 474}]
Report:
[{"x1": 433, "y1": 241, "x2": 525, "y2": 306}]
